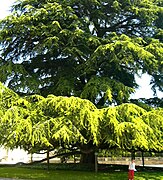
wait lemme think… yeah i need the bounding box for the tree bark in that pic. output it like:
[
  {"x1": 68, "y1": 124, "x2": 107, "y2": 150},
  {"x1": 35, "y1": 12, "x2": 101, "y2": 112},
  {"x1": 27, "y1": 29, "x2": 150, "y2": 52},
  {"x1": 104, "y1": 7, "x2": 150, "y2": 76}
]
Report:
[
  {"x1": 131, "y1": 151, "x2": 135, "y2": 160},
  {"x1": 80, "y1": 151, "x2": 95, "y2": 164},
  {"x1": 30, "y1": 153, "x2": 33, "y2": 163}
]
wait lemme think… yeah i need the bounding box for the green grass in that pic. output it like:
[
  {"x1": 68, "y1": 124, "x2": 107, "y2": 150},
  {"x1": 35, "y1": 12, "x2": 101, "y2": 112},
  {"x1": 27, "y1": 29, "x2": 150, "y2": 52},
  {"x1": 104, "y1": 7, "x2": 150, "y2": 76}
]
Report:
[{"x1": 0, "y1": 166, "x2": 163, "y2": 180}]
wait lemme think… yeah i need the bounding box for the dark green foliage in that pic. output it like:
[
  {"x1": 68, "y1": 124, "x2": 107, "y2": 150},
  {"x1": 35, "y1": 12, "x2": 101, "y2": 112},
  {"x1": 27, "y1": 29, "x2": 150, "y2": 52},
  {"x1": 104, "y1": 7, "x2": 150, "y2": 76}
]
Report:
[
  {"x1": 131, "y1": 97, "x2": 163, "y2": 109},
  {"x1": 0, "y1": 0, "x2": 162, "y2": 106}
]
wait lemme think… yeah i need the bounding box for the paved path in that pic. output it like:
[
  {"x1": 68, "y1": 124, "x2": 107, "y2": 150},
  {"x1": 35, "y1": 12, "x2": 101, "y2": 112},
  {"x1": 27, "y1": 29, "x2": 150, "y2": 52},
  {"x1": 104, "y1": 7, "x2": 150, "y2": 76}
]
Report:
[{"x1": 139, "y1": 165, "x2": 163, "y2": 168}]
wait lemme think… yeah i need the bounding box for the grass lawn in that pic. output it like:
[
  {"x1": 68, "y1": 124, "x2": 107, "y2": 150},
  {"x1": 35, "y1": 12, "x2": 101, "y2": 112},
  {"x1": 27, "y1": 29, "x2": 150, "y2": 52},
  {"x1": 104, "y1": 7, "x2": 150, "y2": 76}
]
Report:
[{"x1": 0, "y1": 166, "x2": 163, "y2": 180}]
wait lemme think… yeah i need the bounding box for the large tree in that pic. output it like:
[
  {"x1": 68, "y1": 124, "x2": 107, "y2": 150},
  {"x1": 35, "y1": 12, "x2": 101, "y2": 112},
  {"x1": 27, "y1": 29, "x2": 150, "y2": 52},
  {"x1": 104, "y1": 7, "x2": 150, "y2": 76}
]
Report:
[
  {"x1": 0, "y1": 0, "x2": 162, "y2": 106},
  {"x1": 1, "y1": 83, "x2": 162, "y2": 164}
]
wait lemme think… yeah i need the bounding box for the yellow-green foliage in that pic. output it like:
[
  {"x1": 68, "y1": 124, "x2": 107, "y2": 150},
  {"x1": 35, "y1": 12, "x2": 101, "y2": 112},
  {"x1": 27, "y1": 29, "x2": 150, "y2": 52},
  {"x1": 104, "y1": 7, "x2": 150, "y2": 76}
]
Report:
[
  {"x1": 141, "y1": 109, "x2": 163, "y2": 151},
  {"x1": 99, "y1": 103, "x2": 152, "y2": 150},
  {"x1": 0, "y1": 84, "x2": 163, "y2": 153},
  {"x1": 0, "y1": 82, "x2": 19, "y2": 109},
  {"x1": 36, "y1": 95, "x2": 100, "y2": 145}
]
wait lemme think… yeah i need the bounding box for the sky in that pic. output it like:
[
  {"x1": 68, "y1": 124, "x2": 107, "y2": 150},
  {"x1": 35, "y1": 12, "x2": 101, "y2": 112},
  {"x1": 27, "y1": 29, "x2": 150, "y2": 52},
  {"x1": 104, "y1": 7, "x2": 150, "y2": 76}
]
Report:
[
  {"x1": 0, "y1": 0, "x2": 162, "y2": 99},
  {"x1": 0, "y1": 0, "x2": 15, "y2": 19}
]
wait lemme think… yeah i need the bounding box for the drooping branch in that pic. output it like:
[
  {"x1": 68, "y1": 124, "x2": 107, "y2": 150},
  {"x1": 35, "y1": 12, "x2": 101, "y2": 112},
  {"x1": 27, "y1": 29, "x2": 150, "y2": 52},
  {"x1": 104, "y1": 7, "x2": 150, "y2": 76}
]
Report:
[{"x1": 29, "y1": 150, "x2": 81, "y2": 164}]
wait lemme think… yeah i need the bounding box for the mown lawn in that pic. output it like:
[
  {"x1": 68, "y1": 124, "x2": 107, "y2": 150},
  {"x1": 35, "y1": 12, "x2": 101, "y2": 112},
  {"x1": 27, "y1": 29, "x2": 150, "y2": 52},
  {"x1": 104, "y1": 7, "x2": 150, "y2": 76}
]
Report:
[{"x1": 0, "y1": 166, "x2": 163, "y2": 180}]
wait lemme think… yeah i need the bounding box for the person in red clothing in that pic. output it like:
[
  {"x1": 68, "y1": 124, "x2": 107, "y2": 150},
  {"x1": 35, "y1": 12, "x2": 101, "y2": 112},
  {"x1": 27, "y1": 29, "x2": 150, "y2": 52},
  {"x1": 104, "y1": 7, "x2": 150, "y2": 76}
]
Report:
[{"x1": 128, "y1": 159, "x2": 136, "y2": 180}]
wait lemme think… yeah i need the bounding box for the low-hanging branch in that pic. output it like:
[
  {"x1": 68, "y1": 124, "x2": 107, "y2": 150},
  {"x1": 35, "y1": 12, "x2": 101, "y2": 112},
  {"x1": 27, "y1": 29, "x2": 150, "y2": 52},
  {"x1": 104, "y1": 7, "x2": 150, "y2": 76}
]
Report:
[{"x1": 29, "y1": 150, "x2": 81, "y2": 164}]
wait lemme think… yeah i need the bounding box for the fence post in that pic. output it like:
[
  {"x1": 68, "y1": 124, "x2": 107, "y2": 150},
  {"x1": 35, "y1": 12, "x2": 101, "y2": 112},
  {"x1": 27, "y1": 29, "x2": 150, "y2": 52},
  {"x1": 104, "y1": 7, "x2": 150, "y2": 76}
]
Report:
[{"x1": 95, "y1": 152, "x2": 98, "y2": 173}]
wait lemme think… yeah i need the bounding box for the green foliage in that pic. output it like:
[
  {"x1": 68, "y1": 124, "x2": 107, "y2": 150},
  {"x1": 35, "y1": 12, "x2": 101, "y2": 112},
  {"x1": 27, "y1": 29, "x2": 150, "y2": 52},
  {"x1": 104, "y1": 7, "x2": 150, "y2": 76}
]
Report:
[
  {"x1": 0, "y1": 84, "x2": 162, "y2": 155},
  {"x1": 0, "y1": 0, "x2": 162, "y2": 106},
  {"x1": 100, "y1": 103, "x2": 151, "y2": 151},
  {"x1": 141, "y1": 109, "x2": 163, "y2": 151},
  {"x1": 35, "y1": 94, "x2": 100, "y2": 145},
  {"x1": 0, "y1": 82, "x2": 19, "y2": 116},
  {"x1": 0, "y1": 86, "x2": 101, "y2": 151},
  {"x1": 0, "y1": 83, "x2": 162, "y2": 162},
  {"x1": 0, "y1": 0, "x2": 162, "y2": 160},
  {"x1": 130, "y1": 97, "x2": 163, "y2": 109},
  {"x1": 81, "y1": 76, "x2": 134, "y2": 105}
]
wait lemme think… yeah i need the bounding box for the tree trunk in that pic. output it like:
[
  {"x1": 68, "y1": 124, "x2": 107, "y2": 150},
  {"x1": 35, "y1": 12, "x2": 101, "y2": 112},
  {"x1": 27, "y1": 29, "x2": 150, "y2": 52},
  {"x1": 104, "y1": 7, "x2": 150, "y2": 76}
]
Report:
[
  {"x1": 131, "y1": 151, "x2": 135, "y2": 160},
  {"x1": 80, "y1": 151, "x2": 95, "y2": 164},
  {"x1": 141, "y1": 151, "x2": 145, "y2": 167},
  {"x1": 79, "y1": 142, "x2": 97, "y2": 164},
  {"x1": 30, "y1": 153, "x2": 33, "y2": 163}
]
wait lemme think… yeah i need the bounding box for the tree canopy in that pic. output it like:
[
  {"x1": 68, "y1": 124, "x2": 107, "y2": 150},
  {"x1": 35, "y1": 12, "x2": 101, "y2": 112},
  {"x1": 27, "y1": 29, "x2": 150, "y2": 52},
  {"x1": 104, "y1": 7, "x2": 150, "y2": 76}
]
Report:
[
  {"x1": 0, "y1": 0, "x2": 162, "y2": 106},
  {"x1": 0, "y1": 0, "x2": 163, "y2": 165},
  {"x1": 0, "y1": 83, "x2": 162, "y2": 161}
]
